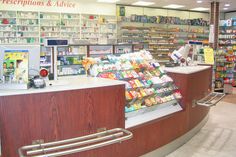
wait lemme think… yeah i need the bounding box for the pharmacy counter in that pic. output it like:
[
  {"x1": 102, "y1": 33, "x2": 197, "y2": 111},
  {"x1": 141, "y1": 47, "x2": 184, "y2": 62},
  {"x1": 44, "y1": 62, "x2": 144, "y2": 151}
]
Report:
[
  {"x1": 0, "y1": 65, "x2": 212, "y2": 157},
  {"x1": 0, "y1": 77, "x2": 126, "y2": 157}
]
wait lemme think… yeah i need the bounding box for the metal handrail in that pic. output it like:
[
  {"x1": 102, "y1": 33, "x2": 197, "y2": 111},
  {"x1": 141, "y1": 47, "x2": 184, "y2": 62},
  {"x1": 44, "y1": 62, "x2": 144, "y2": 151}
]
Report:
[
  {"x1": 18, "y1": 128, "x2": 133, "y2": 157},
  {"x1": 197, "y1": 92, "x2": 225, "y2": 107}
]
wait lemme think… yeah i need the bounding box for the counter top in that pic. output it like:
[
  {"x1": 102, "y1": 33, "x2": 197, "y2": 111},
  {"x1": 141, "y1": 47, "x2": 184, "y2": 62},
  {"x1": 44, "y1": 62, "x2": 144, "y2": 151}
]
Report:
[
  {"x1": 163, "y1": 65, "x2": 211, "y2": 74},
  {"x1": 0, "y1": 76, "x2": 125, "y2": 97}
]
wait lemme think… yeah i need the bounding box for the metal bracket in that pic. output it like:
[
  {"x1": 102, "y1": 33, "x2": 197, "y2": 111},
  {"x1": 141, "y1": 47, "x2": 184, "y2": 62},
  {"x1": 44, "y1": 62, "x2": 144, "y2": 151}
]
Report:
[
  {"x1": 192, "y1": 99, "x2": 197, "y2": 108},
  {"x1": 18, "y1": 128, "x2": 133, "y2": 157}
]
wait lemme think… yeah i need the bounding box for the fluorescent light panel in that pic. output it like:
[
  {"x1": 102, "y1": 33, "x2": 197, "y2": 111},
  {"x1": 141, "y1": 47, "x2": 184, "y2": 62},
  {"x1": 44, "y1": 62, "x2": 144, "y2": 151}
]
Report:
[
  {"x1": 132, "y1": 1, "x2": 155, "y2": 6},
  {"x1": 223, "y1": 8, "x2": 229, "y2": 10},
  {"x1": 225, "y1": 4, "x2": 230, "y2": 7},
  {"x1": 97, "y1": 0, "x2": 119, "y2": 3},
  {"x1": 163, "y1": 4, "x2": 185, "y2": 9},
  {"x1": 197, "y1": 0, "x2": 203, "y2": 3},
  {"x1": 190, "y1": 7, "x2": 209, "y2": 11}
]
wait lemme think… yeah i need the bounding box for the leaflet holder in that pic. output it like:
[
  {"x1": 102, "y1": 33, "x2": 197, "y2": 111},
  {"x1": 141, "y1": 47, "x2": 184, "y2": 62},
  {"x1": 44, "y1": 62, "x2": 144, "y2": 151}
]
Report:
[{"x1": 18, "y1": 128, "x2": 133, "y2": 157}]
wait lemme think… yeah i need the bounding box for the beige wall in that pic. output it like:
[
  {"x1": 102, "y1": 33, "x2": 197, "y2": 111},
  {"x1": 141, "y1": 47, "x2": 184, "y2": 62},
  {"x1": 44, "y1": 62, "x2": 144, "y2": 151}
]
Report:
[
  {"x1": 225, "y1": 12, "x2": 236, "y2": 19},
  {"x1": 0, "y1": 0, "x2": 116, "y2": 15},
  {"x1": 117, "y1": 5, "x2": 209, "y2": 20}
]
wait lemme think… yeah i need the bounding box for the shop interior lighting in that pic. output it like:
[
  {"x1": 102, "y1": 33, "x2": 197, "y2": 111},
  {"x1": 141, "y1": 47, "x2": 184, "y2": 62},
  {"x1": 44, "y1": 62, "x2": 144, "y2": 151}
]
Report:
[
  {"x1": 223, "y1": 8, "x2": 229, "y2": 10},
  {"x1": 224, "y1": 4, "x2": 230, "y2": 7},
  {"x1": 190, "y1": 7, "x2": 209, "y2": 11},
  {"x1": 97, "y1": 0, "x2": 120, "y2": 3},
  {"x1": 132, "y1": 1, "x2": 155, "y2": 6},
  {"x1": 163, "y1": 4, "x2": 185, "y2": 9},
  {"x1": 197, "y1": 0, "x2": 203, "y2": 3}
]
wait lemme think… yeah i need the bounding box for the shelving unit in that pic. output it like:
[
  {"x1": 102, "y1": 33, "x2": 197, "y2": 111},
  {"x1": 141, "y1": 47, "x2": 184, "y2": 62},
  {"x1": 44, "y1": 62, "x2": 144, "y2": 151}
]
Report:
[
  {"x1": 60, "y1": 13, "x2": 80, "y2": 41},
  {"x1": 40, "y1": 46, "x2": 53, "y2": 73},
  {"x1": 0, "y1": 10, "x2": 17, "y2": 44},
  {"x1": 17, "y1": 11, "x2": 39, "y2": 44},
  {"x1": 99, "y1": 15, "x2": 117, "y2": 44},
  {"x1": 214, "y1": 50, "x2": 236, "y2": 92},
  {"x1": 40, "y1": 12, "x2": 61, "y2": 43},
  {"x1": 219, "y1": 25, "x2": 236, "y2": 54},
  {"x1": 118, "y1": 15, "x2": 209, "y2": 62},
  {"x1": 81, "y1": 14, "x2": 100, "y2": 44}
]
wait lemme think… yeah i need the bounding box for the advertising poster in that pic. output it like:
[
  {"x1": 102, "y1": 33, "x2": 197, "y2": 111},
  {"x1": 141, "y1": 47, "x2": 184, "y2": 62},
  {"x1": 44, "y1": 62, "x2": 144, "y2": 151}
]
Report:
[{"x1": 3, "y1": 50, "x2": 29, "y2": 84}]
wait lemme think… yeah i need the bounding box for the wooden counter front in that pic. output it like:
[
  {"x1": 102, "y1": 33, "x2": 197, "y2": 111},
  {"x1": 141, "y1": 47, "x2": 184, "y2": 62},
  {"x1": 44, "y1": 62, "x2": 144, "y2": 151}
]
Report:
[
  {"x1": 0, "y1": 67, "x2": 212, "y2": 157},
  {"x1": 0, "y1": 85, "x2": 125, "y2": 157}
]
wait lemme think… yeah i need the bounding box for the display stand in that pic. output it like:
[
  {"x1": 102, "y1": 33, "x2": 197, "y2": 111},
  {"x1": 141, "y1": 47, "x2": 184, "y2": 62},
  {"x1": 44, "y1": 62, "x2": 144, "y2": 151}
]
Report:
[{"x1": 87, "y1": 50, "x2": 183, "y2": 128}]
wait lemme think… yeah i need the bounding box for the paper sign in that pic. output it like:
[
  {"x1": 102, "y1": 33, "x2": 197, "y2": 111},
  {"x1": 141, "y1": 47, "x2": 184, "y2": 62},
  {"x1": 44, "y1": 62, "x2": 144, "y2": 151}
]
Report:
[{"x1": 204, "y1": 47, "x2": 214, "y2": 65}]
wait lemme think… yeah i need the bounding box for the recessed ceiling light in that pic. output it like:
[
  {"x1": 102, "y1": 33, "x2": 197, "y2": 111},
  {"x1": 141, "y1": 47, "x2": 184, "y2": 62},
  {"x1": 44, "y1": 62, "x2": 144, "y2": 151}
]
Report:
[
  {"x1": 197, "y1": 0, "x2": 203, "y2": 3},
  {"x1": 224, "y1": 4, "x2": 230, "y2": 7},
  {"x1": 190, "y1": 7, "x2": 209, "y2": 11},
  {"x1": 97, "y1": 0, "x2": 119, "y2": 3},
  {"x1": 132, "y1": 1, "x2": 155, "y2": 6},
  {"x1": 163, "y1": 4, "x2": 185, "y2": 9},
  {"x1": 223, "y1": 8, "x2": 229, "y2": 10}
]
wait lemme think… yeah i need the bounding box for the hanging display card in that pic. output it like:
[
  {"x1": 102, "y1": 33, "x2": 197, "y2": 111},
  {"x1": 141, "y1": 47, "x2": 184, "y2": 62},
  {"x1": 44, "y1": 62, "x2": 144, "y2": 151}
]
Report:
[{"x1": 204, "y1": 47, "x2": 214, "y2": 65}]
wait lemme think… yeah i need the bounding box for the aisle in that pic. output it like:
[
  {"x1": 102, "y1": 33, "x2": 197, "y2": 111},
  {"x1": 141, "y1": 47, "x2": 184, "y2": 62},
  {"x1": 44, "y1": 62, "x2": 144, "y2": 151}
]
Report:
[{"x1": 166, "y1": 95, "x2": 236, "y2": 157}]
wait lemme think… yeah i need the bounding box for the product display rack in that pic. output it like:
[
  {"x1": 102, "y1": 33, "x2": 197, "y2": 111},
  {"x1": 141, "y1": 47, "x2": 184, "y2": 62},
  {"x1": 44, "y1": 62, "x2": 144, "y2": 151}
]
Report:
[
  {"x1": 0, "y1": 10, "x2": 40, "y2": 44},
  {"x1": 219, "y1": 25, "x2": 236, "y2": 54},
  {"x1": 81, "y1": 14, "x2": 100, "y2": 44},
  {"x1": 99, "y1": 15, "x2": 117, "y2": 44},
  {"x1": 60, "y1": 13, "x2": 80, "y2": 40},
  {"x1": 57, "y1": 46, "x2": 86, "y2": 76},
  {"x1": 17, "y1": 11, "x2": 40, "y2": 44},
  {"x1": 40, "y1": 12, "x2": 61, "y2": 43},
  {"x1": 40, "y1": 45, "x2": 87, "y2": 76},
  {"x1": 117, "y1": 15, "x2": 209, "y2": 62},
  {"x1": 214, "y1": 50, "x2": 236, "y2": 92},
  {"x1": 88, "y1": 50, "x2": 182, "y2": 127}
]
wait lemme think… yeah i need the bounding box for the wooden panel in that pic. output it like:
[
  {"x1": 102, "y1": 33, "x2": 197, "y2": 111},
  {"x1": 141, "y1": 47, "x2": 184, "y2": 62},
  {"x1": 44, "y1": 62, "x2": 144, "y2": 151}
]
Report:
[
  {"x1": 0, "y1": 85, "x2": 125, "y2": 157},
  {"x1": 114, "y1": 111, "x2": 187, "y2": 157},
  {"x1": 168, "y1": 68, "x2": 212, "y2": 131}
]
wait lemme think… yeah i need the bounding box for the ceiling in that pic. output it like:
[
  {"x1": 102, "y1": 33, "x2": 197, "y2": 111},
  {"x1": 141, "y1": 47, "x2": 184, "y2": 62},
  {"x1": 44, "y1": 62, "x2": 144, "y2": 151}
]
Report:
[{"x1": 92, "y1": 0, "x2": 236, "y2": 12}]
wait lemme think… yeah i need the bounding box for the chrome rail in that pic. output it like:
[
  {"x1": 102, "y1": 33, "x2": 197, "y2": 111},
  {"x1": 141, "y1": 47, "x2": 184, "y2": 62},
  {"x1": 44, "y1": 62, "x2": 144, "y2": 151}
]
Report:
[
  {"x1": 18, "y1": 128, "x2": 133, "y2": 157},
  {"x1": 197, "y1": 92, "x2": 225, "y2": 107}
]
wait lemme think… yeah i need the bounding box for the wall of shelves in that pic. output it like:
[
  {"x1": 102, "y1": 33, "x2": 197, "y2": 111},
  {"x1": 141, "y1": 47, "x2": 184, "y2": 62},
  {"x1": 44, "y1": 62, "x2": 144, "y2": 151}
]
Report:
[
  {"x1": 0, "y1": 10, "x2": 117, "y2": 45},
  {"x1": 117, "y1": 5, "x2": 209, "y2": 62}
]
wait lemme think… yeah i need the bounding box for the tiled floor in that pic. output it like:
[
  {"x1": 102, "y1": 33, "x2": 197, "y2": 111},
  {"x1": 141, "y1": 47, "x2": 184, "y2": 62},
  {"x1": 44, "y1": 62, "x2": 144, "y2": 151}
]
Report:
[{"x1": 166, "y1": 95, "x2": 236, "y2": 157}]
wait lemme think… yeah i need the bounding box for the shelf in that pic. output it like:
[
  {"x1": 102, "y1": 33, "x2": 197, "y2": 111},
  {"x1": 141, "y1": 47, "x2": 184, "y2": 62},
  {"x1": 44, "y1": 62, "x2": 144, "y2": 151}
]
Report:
[
  {"x1": 40, "y1": 25, "x2": 60, "y2": 27},
  {"x1": 58, "y1": 73, "x2": 85, "y2": 77},
  {"x1": 18, "y1": 31, "x2": 39, "y2": 33},
  {"x1": 0, "y1": 36, "x2": 16, "y2": 38},
  {"x1": 58, "y1": 64, "x2": 82, "y2": 66},
  {"x1": 41, "y1": 31, "x2": 60, "y2": 33},
  {"x1": 17, "y1": 25, "x2": 38, "y2": 27},
  {"x1": 58, "y1": 54, "x2": 85, "y2": 57},
  {"x1": 17, "y1": 17, "x2": 38, "y2": 20},
  {"x1": 61, "y1": 18, "x2": 80, "y2": 20},
  {"x1": 61, "y1": 26, "x2": 80, "y2": 28},
  {"x1": 0, "y1": 24, "x2": 16, "y2": 26},
  {"x1": 40, "y1": 18, "x2": 60, "y2": 21},
  {"x1": 0, "y1": 30, "x2": 16, "y2": 32},
  {"x1": 125, "y1": 99, "x2": 182, "y2": 128},
  {"x1": 17, "y1": 36, "x2": 39, "y2": 38},
  {"x1": 0, "y1": 17, "x2": 16, "y2": 19},
  {"x1": 40, "y1": 64, "x2": 51, "y2": 67}
]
